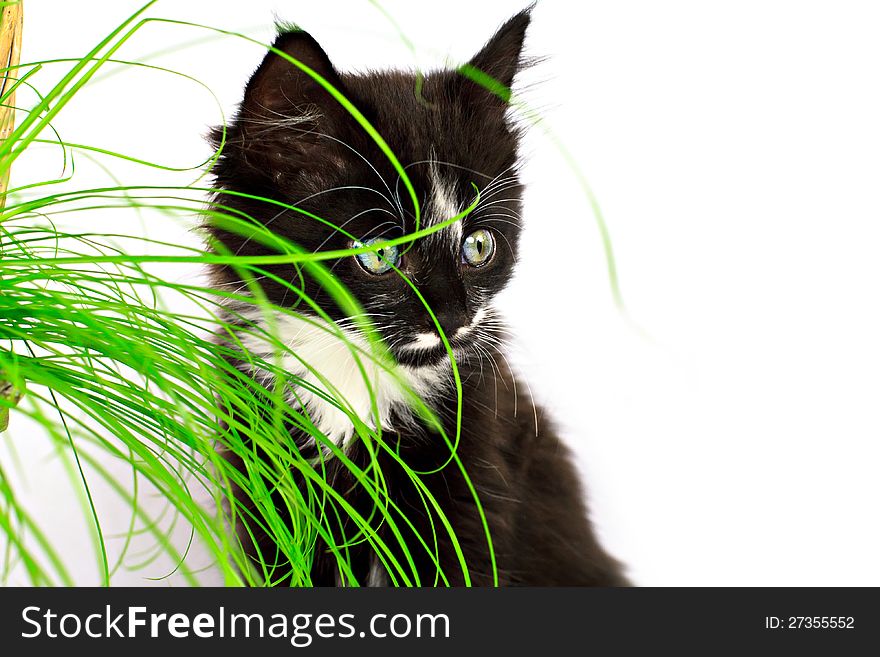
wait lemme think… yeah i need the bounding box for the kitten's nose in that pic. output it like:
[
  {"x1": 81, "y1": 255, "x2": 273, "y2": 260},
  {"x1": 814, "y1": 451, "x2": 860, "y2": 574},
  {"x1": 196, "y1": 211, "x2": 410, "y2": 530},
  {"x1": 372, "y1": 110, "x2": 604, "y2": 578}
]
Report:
[{"x1": 432, "y1": 309, "x2": 467, "y2": 338}]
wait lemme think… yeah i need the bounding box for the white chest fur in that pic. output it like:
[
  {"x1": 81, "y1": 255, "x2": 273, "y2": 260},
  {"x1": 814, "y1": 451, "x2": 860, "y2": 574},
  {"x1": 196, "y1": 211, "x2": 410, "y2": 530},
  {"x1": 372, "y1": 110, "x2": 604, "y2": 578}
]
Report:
[{"x1": 234, "y1": 308, "x2": 445, "y2": 448}]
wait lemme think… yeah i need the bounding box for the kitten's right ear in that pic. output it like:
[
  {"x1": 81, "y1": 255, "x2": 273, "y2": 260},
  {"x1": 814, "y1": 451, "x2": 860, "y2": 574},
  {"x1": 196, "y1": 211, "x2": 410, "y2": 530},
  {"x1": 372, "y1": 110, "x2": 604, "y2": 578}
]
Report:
[
  {"x1": 226, "y1": 28, "x2": 351, "y2": 177},
  {"x1": 242, "y1": 28, "x2": 343, "y2": 119}
]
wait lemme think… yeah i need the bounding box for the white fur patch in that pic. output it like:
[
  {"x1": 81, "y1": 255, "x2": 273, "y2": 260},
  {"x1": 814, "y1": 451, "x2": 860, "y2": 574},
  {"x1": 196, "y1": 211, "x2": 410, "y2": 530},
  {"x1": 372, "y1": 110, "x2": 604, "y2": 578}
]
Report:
[
  {"x1": 235, "y1": 309, "x2": 446, "y2": 449},
  {"x1": 426, "y1": 160, "x2": 463, "y2": 251},
  {"x1": 455, "y1": 306, "x2": 488, "y2": 338},
  {"x1": 401, "y1": 331, "x2": 442, "y2": 352},
  {"x1": 365, "y1": 556, "x2": 388, "y2": 587}
]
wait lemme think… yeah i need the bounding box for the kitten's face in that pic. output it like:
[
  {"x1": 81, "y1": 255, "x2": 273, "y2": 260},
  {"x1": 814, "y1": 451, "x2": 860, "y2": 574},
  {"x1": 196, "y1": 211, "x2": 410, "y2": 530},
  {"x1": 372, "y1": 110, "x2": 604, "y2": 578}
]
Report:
[{"x1": 209, "y1": 12, "x2": 530, "y2": 368}]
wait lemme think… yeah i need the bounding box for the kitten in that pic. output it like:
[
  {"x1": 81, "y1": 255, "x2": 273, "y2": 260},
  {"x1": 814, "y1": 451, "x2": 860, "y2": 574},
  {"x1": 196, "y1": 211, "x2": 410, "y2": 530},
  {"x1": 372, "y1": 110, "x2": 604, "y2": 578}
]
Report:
[{"x1": 206, "y1": 8, "x2": 628, "y2": 586}]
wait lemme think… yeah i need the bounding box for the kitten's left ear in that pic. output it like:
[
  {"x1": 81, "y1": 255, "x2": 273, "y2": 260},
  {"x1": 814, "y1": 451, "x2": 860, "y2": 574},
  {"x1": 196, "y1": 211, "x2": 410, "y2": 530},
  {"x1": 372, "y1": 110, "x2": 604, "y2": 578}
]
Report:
[{"x1": 464, "y1": 6, "x2": 533, "y2": 102}]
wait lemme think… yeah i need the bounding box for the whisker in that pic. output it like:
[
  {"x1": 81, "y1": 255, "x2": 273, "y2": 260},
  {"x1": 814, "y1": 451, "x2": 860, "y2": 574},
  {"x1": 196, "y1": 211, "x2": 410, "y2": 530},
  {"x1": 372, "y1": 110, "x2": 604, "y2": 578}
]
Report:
[{"x1": 473, "y1": 213, "x2": 523, "y2": 229}]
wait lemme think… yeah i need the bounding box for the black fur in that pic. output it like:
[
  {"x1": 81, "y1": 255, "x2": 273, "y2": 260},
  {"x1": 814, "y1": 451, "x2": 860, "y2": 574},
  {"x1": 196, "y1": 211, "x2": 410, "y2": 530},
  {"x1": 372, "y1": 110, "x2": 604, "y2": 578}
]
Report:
[{"x1": 207, "y1": 8, "x2": 628, "y2": 586}]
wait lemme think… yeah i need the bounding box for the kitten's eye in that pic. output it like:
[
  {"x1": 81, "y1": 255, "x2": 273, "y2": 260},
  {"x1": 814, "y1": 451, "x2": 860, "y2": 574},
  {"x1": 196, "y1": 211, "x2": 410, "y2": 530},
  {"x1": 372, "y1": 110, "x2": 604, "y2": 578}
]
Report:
[
  {"x1": 462, "y1": 229, "x2": 495, "y2": 267},
  {"x1": 354, "y1": 238, "x2": 400, "y2": 275}
]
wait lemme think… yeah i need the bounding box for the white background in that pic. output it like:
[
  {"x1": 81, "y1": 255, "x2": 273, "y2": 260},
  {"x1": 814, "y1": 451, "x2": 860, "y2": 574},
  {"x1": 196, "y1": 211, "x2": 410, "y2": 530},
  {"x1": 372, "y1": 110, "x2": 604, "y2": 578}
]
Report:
[{"x1": 6, "y1": 0, "x2": 880, "y2": 585}]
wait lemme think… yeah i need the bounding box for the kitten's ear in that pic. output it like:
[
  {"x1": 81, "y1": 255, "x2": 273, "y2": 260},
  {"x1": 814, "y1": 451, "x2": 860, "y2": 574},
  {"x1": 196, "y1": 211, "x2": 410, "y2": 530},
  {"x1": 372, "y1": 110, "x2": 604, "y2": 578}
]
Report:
[
  {"x1": 228, "y1": 28, "x2": 352, "y2": 179},
  {"x1": 464, "y1": 7, "x2": 532, "y2": 103},
  {"x1": 242, "y1": 28, "x2": 343, "y2": 118}
]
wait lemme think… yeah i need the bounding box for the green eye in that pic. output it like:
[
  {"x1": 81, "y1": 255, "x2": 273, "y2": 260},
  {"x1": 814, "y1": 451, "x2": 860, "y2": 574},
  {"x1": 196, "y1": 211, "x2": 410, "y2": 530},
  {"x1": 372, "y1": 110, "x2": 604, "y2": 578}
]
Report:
[
  {"x1": 354, "y1": 238, "x2": 400, "y2": 275},
  {"x1": 462, "y1": 229, "x2": 495, "y2": 267}
]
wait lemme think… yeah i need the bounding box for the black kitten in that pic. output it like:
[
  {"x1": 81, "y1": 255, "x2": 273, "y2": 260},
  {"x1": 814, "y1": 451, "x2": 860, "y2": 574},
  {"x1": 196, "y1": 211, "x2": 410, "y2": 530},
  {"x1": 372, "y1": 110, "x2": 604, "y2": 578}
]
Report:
[{"x1": 207, "y1": 9, "x2": 628, "y2": 586}]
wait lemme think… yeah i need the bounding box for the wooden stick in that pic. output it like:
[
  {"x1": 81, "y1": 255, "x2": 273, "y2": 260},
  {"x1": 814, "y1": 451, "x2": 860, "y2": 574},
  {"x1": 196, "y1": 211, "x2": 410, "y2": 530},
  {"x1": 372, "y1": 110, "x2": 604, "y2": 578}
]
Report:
[
  {"x1": 0, "y1": 1, "x2": 23, "y2": 209},
  {"x1": 0, "y1": 2, "x2": 22, "y2": 432}
]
